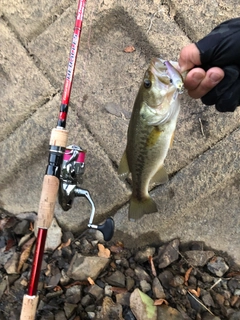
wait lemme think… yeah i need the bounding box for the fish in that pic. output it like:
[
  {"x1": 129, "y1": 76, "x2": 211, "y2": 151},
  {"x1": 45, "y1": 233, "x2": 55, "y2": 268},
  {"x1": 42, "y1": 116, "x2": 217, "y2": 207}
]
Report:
[{"x1": 118, "y1": 58, "x2": 184, "y2": 221}]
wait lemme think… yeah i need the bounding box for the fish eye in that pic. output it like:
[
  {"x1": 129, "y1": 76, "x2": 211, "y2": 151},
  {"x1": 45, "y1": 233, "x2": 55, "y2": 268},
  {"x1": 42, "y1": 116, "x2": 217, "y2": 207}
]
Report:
[{"x1": 144, "y1": 79, "x2": 152, "y2": 88}]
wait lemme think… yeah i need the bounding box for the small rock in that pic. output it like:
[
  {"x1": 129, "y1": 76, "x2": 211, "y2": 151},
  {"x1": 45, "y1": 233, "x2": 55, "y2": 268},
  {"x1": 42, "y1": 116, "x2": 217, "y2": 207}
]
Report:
[
  {"x1": 212, "y1": 292, "x2": 225, "y2": 307},
  {"x1": 134, "y1": 266, "x2": 151, "y2": 282},
  {"x1": 130, "y1": 288, "x2": 157, "y2": 320},
  {"x1": 126, "y1": 276, "x2": 135, "y2": 291},
  {"x1": 67, "y1": 253, "x2": 110, "y2": 280},
  {"x1": 63, "y1": 303, "x2": 77, "y2": 318},
  {"x1": 152, "y1": 277, "x2": 166, "y2": 299},
  {"x1": 13, "y1": 220, "x2": 30, "y2": 235},
  {"x1": 233, "y1": 288, "x2": 240, "y2": 295},
  {"x1": 81, "y1": 294, "x2": 94, "y2": 307},
  {"x1": 170, "y1": 275, "x2": 185, "y2": 287},
  {"x1": 0, "y1": 276, "x2": 8, "y2": 299},
  {"x1": 116, "y1": 292, "x2": 131, "y2": 305},
  {"x1": 87, "y1": 311, "x2": 95, "y2": 319},
  {"x1": 0, "y1": 248, "x2": 15, "y2": 266},
  {"x1": 201, "y1": 272, "x2": 214, "y2": 283},
  {"x1": 228, "y1": 277, "x2": 240, "y2": 292},
  {"x1": 55, "y1": 311, "x2": 67, "y2": 320},
  {"x1": 60, "y1": 269, "x2": 70, "y2": 286},
  {"x1": 105, "y1": 270, "x2": 125, "y2": 287},
  {"x1": 207, "y1": 256, "x2": 229, "y2": 277},
  {"x1": 125, "y1": 268, "x2": 135, "y2": 278},
  {"x1": 201, "y1": 293, "x2": 215, "y2": 307},
  {"x1": 134, "y1": 246, "x2": 156, "y2": 263},
  {"x1": 44, "y1": 218, "x2": 62, "y2": 251},
  {"x1": 184, "y1": 250, "x2": 215, "y2": 267},
  {"x1": 157, "y1": 239, "x2": 180, "y2": 268},
  {"x1": 85, "y1": 305, "x2": 96, "y2": 312},
  {"x1": 100, "y1": 296, "x2": 123, "y2": 319},
  {"x1": 229, "y1": 311, "x2": 240, "y2": 320},
  {"x1": 4, "y1": 252, "x2": 20, "y2": 274},
  {"x1": 88, "y1": 284, "x2": 104, "y2": 300},
  {"x1": 65, "y1": 285, "x2": 82, "y2": 304},
  {"x1": 157, "y1": 305, "x2": 184, "y2": 320},
  {"x1": 158, "y1": 270, "x2": 174, "y2": 289},
  {"x1": 140, "y1": 279, "x2": 151, "y2": 293},
  {"x1": 201, "y1": 312, "x2": 221, "y2": 320},
  {"x1": 230, "y1": 295, "x2": 240, "y2": 307},
  {"x1": 104, "y1": 285, "x2": 113, "y2": 296}
]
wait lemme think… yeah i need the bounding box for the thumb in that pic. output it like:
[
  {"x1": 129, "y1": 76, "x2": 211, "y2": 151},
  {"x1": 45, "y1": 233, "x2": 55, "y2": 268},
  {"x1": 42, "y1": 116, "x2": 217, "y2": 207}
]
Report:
[{"x1": 178, "y1": 43, "x2": 201, "y2": 72}]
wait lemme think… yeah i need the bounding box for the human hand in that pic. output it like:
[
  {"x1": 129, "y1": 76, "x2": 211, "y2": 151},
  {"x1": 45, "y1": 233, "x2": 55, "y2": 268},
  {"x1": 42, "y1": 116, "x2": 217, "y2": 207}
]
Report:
[
  {"x1": 178, "y1": 18, "x2": 240, "y2": 112},
  {"x1": 179, "y1": 43, "x2": 224, "y2": 99}
]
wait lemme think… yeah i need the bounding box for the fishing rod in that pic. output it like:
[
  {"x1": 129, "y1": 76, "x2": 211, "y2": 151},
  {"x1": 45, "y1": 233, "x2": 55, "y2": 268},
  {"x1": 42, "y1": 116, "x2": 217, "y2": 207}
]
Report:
[{"x1": 20, "y1": 1, "x2": 114, "y2": 318}]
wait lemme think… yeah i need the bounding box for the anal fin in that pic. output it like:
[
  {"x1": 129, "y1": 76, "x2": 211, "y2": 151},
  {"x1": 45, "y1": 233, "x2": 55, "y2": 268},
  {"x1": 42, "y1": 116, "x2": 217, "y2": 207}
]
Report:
[{"x1": 150, "y1": 165, "x2": 168, "y2": 186}]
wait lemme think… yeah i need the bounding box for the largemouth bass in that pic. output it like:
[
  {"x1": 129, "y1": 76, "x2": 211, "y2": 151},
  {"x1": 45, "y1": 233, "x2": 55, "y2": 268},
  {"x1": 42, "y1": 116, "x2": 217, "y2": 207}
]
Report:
[{"x1": 118, "y1": 58, "x2": 184, "y2": 221}]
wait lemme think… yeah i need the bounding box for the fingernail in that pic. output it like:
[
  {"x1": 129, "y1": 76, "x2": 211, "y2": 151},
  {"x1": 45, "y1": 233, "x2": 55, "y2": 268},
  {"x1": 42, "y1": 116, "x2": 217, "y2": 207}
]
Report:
[
  {"x1": 209, "y1": 73, "x2": 222, "y2": 83},
  {"x1": 193, "y1": 72, "x2": 204, "y2": 81}
]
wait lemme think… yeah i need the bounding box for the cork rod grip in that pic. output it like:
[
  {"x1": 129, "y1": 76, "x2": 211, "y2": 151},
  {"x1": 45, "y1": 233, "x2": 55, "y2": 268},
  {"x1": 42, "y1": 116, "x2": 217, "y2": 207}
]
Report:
[
  {"x1": 37, "y1": 175, "x2": 59, "y2": 229},
  {"x1": 20, "y1": 294, "x2": 39, "y2": 320},
  {"x1": 50, "y1": 128, "x2": 68, "y2": 147}
]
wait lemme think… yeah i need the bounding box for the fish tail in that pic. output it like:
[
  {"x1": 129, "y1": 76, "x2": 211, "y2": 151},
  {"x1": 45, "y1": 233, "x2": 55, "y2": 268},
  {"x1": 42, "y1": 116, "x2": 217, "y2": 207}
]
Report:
[{"x1": 128, "y1": 195, "x2": 158, "y2": 221}]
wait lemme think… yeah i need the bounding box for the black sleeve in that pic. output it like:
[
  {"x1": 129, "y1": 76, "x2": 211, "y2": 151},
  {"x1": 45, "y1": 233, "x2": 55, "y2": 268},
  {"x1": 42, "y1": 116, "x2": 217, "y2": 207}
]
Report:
[{"x1": 195, "y1": 18, "x2": 240, "y2": 112}]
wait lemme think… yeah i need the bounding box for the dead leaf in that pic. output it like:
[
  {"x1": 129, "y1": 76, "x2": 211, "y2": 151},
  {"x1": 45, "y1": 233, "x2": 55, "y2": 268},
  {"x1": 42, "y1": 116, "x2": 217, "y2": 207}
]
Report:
[
  {"x1": 110, "y1": 245, "x2": 123, "y2": 253},
  {"x1": 64, "y1": 280, "x2": 89, "y2": 288},
  {"x1": 88, "y1": 277, "x2": 95, "y2": 285},
  {"x1": 123, "y1": 45, "x2": 135, "y2": 53},
  {"x1": 5, "y1": 238, "x2": 16, "y2": 251},
  {"x1": 58, "y1": 238, "x2": 71, "y2": 250},
  {"x1": 188, "y1": 287, "x2": 201, "y2": 298},
  {"x1": 0, "y1": 217, "x2": 17, "y2": 231},
  {"x1": 110, "y1": 261, "x2": 117, "y2": 269},
  {"x1": 53, "y1": 285, "x2": 62, "y2": 291},
  {"x1": 154, "y1": 298, "x2": 169, "y2": 306},
  {"x1": 17, "y1": 237, "x2": 36, "y2": 272},
  {"x1": 29, "y1": 222, "x2": 34, "y2": 231},
  {"x1": 111, "y1": 287, "x2": 128, "y2": 294},
  {"x1": 149, "y1": 256, "x2": 157, "y2": 277},
  {"x1": 184, "y1": 267, "x2": 193, "y2": 285},
  {"x1": 45, "y1": 264, "x2": 51, "y2": 276},
  {"x1": 227, "y1": 271, "x2": 240, "y2": 277},
  {"x1": 98, "y1": 243, "x2": 111, "y2": 258}
]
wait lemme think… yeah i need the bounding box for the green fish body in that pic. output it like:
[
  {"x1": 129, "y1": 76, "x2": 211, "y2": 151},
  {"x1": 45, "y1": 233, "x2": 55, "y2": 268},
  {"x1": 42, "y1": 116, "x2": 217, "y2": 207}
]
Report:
[{"x1": 118, "y1": 58, "x2": 183, "y2": 221}]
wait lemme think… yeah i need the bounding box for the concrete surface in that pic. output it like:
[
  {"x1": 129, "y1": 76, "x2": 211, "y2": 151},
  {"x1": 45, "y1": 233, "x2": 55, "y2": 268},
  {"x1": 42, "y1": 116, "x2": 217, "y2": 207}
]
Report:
[{"x1": 0, "y1": 1, "x2": 240, "y2": 263}]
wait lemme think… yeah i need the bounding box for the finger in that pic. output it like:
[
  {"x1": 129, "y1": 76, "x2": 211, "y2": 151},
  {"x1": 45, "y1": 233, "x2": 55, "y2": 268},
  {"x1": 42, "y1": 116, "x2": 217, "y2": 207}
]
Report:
[
  {"x1": 187, "y1": 67, "x2": 224, "y2": 99},
  {"x1": 178, "y1": 43, "x2": 201, "y2": 72},
  {"x1": 184, "y1": 68, "x2": 206, "y2": 91},
  {"x1": 202, "y1": 65, "x2": 240, "y2": 109}
]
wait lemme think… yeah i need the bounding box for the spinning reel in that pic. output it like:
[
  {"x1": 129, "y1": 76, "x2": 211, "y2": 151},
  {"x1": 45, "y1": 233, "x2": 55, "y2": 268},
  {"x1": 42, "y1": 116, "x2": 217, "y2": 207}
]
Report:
[{"x1": 58, "y1": 145, "x2": 114, "y2": 241}]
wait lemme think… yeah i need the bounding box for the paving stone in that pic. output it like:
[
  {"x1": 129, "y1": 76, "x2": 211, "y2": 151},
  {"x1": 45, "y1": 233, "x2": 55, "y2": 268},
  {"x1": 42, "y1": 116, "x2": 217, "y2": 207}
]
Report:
[
  {"x1": 0, "y1": 95, "x2": 129, "y2": 232},
  {"x1": 27, "y1": 1, "x2": 190, "y2": 166},
  {"x1": 114, "y1": 127, "x2": 240, "y2": 264},
  {"x1": 163, "y1": 0, "x2": 240, "y2": 41},
  {"x1": 0, "y1": 19, "x2": 54, "y2": 142},
  {"x1": 1, "y1": 0, "x2": 73, "y2": 44}
]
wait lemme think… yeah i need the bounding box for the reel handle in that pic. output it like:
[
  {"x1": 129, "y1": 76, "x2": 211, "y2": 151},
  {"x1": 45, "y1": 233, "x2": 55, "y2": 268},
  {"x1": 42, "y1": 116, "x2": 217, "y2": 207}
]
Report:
[{"x1": 97, "y1": 218, "x2": 115, "y2": 241}]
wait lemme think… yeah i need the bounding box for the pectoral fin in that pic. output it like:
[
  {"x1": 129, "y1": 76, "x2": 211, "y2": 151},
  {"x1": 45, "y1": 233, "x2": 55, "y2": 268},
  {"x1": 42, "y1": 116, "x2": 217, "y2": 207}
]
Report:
[
  {"x1": 150, "y1": 165, "x2": 168, "y2": 185},
  {"x1": 118, "y1": 150, "x2": 130, "y2": 180},
  {"x1": 170, "y1": 131, "x2": 175, "y2": 148}
]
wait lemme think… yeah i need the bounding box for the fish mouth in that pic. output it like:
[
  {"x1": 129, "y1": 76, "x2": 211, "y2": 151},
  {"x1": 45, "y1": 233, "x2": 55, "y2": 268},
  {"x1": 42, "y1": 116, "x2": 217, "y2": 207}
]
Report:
[
  {"x1": 150, "y1": 58, "x2": 170, "y2": 84},
  {"x1": 145, "y1": 58, "x2": 179, "y2": 125}
]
